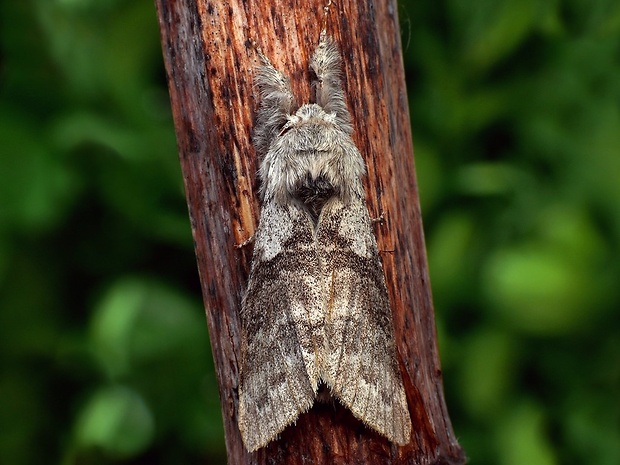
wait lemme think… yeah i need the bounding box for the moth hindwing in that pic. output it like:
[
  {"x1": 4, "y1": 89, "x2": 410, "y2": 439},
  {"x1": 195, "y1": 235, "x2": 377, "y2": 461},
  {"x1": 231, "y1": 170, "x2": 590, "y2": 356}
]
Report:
[{"x1": 238, "y1": 35, "x2": 411, "y2": 452}]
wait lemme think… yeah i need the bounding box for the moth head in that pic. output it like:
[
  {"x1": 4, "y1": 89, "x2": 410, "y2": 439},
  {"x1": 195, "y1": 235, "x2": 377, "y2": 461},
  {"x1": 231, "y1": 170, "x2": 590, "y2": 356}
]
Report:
[
  {"x1": 259, "y1": 104, "x2": 364, "y2": 207},
  {"x1": 279, "y1": 104, "x2": 337, "y2": 135}
]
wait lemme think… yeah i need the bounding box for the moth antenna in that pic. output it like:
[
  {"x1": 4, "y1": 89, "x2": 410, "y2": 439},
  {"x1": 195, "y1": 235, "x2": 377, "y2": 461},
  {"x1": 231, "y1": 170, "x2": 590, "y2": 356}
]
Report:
[
  {"x1": 252, "y1": 39, "x2": 295, "y2": 158},
  {"x1": 320, "y1": 0, "x2": 333, "y2": 38},
  {"x1": 310, "y1": 34, "x2": 353, "y2": 134}
]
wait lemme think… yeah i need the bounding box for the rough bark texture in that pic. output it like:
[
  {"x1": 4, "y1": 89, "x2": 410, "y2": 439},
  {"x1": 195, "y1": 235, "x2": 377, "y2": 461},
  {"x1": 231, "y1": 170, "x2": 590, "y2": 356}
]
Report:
[{"x1": 155, "y1": 0, "x2": 466, "y2": 463}]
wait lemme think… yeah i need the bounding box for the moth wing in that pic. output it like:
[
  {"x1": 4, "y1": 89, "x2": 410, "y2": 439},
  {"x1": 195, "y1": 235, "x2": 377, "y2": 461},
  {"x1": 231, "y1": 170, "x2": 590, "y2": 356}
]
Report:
[
  {"x1": 319, "y1": 196, "x2": 412, "y2": 445},
  {"x1": 238, "y1": 201, "x2": 324, "y2": 451}
]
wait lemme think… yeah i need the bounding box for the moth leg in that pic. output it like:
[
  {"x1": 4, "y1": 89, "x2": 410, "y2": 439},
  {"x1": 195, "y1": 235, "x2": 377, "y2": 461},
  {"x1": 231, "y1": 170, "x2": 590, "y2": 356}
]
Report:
[
  {"x1": 309, "y1": 35, "x2": 353, "y2": 134},
  {"x1": 235, "y1": 234, "x2": 255, "y2": 249},
  {"x1": 252, "y1": 40, "x2": 295, "y2": 157},
  {"x1": 371, "y1": 212, "x2": 386, "y2": 225}
]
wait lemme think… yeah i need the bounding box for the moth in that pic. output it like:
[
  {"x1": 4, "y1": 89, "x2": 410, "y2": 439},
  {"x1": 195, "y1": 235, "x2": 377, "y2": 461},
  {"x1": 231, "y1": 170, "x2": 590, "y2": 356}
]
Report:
[{"x1": 238, "y1": 34, "x2": 411, "y2": 452}]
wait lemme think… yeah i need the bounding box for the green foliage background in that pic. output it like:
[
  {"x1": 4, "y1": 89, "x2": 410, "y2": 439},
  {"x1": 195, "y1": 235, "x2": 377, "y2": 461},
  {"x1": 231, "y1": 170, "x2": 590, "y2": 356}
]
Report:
[{"x1": 1, "y1": 0, "x2": 618, "y2": 464}]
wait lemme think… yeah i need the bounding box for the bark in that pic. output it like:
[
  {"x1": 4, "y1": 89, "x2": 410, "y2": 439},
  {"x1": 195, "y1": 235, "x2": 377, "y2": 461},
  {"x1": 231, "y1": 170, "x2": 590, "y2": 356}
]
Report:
[{"x1": 154, "y1": 0, "x2": 466, "y2": 463}]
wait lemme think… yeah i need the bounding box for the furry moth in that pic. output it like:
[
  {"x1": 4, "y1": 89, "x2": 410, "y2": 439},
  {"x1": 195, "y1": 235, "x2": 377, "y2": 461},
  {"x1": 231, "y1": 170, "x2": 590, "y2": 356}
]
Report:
[{"x1": 238, "y1": 34, "x2": 412, "y2": 452}]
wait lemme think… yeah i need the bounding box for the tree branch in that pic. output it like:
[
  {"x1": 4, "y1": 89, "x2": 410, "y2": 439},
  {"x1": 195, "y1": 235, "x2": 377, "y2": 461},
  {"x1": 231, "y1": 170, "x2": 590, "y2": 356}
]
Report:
[{"x1": 154, "y1": 0, "x2": 465, "y2": 463}]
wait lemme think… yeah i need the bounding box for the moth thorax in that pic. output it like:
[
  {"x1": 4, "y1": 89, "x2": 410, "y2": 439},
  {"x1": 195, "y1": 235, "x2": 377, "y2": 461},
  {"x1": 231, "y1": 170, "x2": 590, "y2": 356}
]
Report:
[{"x1": 291, "y1": 172, "x2": 340, "y2": 225}]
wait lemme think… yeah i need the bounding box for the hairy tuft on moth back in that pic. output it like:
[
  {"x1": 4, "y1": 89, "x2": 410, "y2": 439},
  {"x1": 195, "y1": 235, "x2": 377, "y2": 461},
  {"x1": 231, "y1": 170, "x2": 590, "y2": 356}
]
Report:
[{"x1": 237, "y1": 33, "x2": 411, "y2": 453}]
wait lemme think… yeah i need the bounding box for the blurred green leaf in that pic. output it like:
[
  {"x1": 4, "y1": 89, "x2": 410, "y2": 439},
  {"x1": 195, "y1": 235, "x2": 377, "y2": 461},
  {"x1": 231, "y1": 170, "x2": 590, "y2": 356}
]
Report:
[
  {"x1": 414, "y1": 140, "x2": 444, "y2": 213},
  {"x1": 74, "y1": 385, "x2": 155, "y2": 457},
  {"x1": 448, "y1": 0, "x2": 539, "y2": 71},
  {"x1": 456, "y1": 162, "x2": 526, "y2": 196},
  {"x1": 483, "y1": 244, "x2": 601, "y2": 334},
  {"x1": 90, "y1": 277, "x2": 206, "y2": 379},
  {"x1": 482, "y1": 202, "x2": 613, "y2": 335},
  {"x1": 428, "y1": 211, "x2": 479, "y2": 308},
  {"x1": 564, "y1": 369, "x2": 620, "y2": 465},
  {"x1": 496, "y1": 401, "x2": 557, "y2": 465},
  {"x1": 458, "y1": 330, "x2": 517, "y2": 420},
  {"x1": 0, "y1": 108, "x2": 76, "y2": 233}
]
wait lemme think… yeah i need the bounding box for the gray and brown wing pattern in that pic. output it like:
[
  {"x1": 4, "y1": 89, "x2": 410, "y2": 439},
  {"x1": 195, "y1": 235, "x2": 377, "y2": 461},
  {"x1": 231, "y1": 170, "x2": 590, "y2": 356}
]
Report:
[
  {"x1": 238, "y1": 201, "x2": 325, "y2": 452},
  {"x1": 318, "y1": 195, "x2": 412, "y2": 445}
]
